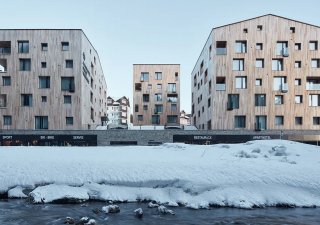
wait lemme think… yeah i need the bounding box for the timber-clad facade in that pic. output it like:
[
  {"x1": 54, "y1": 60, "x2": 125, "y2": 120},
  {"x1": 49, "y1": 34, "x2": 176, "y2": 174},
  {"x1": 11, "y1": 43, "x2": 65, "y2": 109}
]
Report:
[
  {"x1": 192, "y1": 14, "x2": 320, "y2": 130},
  {"x1": 0, "y1": 29, "x2": 107, "y2": 130}
]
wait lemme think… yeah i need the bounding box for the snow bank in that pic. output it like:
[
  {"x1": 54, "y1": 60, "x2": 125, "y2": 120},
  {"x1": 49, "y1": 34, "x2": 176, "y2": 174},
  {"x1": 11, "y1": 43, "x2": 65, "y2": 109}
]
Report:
[{"x1": 1, "y1": 140, "x2": 320, "y2": 208}]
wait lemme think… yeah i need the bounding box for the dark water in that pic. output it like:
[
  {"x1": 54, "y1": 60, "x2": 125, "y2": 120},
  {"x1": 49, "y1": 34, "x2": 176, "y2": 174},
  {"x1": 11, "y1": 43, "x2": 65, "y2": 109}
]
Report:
[{"x1": 0, "y1": 200, "x2": 320, "y2": 225}]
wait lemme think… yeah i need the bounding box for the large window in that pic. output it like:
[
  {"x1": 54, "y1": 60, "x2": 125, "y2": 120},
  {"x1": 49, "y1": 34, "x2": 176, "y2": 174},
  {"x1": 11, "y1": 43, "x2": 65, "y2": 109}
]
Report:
[
  {"x1": 235, "y1": 116, "x2": 246, "y2": 128},
  {"x1": 233, "y1": 59, "x2": 244, "y2": 71},
  {"x1": 167, "y1": 83, "x2": 176, "y2": 92},
  {"x1": 235, "y1": 76, "x2": 247, "y2": 89},
  {"x1": 255, "y1": 116, "x2": 267, "y2": 130},
  {"x1": 0, "y1": 94, "x2": 7, "y2": 107},
  {"x1": 154, "y1": 104, "x2": 163, "y2": 114},
  {"x1": 275, "y1": 116, "x2": 284, "y2": 125},
  {"x1": 167, "y1": 115, "x2": 178, "y2": 124},
  {"x1": 66, "y1": 117, "x2": 73, "y2": 125},
  {"x1": 21, "y1": 94, "x2": 32, "y2": 106},
  {"x1": 255, "y1": 94, "x2": 266, "y2": 106},
  {"x1": 155, "y1": 93, "x2": 162, "y2": 101},
  {"x1": 235, "y1": 41, "x2": 247, "y2": 53},
  {"x1": 140, "y1": 72, "x2": 149, "y2": 81},
  {"x1": 171, "y1": 104, "x2": 177, "y2": 111},
  {"x1": 309, "y1": 94, "x2": 320, "y2": 106},
  {"x1": 19, "y1": 58, "x2": 31, "y2": 71},
  {"x1": 272, "y1": 59, "x2": 283, "y2": 71},
  {"x1": 2, "y1": 76, "x2": 11, "y2": 86},
  {"x1": 61, "y1": 77, "x2": 75, "y2": 92},
  {"x1": 313, "y1": 117, "x2": 320, "y2": 125},
  {"x1": 155, "y1": 72, "x2": 162, "y2": 80},
  {"x1": 35, "y1": 116, "x2": 48, "y2": 129},
  {"x1": 227, "y1": 94, "x2": 239, "y2": 109},
  {"x1": 276, "y1": 41, "x2": 288, "y2": 55},
  {"x1": 3, "y1": 115, "x2": 12, "y2": 125},
  {"x1": 273, "y1": 76, "x2": 287, "y2": 91},
  {"x1": 18, "y1": 41, "x2": 29, "y2": 53},
  {"x1": 143, "y1": 94, "x2": 149, "y2": 102},
  {"x1": 275, "y1": 95, "x2": 284, "y2": 105},
  {"x1": 152, "y1": 115, "x2": 160, "y2": 124},
  {"x1": 39, "y1": 76, "x2": 50, "y2": 89}
]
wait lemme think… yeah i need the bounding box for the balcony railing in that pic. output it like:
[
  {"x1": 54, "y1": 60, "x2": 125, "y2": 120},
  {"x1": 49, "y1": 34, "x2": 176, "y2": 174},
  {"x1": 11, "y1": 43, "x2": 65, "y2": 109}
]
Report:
[
  {"x1": 306, "y1": 83, "x2": 320, "y2": 90},
  {"x1": 216, "y1": 83, "x2": 226, "y2": 91},
  {"x1": 216, "y1": 48, "x2": 227, "y2": 55},
  {"x1": 0, "y1": 48, "x2": 11, "y2": 54}
]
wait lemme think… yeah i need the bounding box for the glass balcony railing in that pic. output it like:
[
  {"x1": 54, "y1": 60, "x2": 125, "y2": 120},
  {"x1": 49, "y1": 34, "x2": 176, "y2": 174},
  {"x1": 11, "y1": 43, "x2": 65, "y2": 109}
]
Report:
[
  {"x1": 216, "y1": 83, "x2": 226, "y2": 91},
  {"x1": 216, "y1": 48, "x2": 227, "y2": 55},
  {"x1": 0, "y1": 48, "x2": 11, "y2": 54},
  {"x1": 306, "y1": 83, "x2": 320, "y2": 90}
]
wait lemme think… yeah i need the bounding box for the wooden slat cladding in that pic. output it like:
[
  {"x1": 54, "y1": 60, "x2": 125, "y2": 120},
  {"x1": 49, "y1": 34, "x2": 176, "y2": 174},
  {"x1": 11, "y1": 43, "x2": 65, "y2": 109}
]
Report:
[{"x1": 192, "y1": 15, "x2": 320, "y2": 130}]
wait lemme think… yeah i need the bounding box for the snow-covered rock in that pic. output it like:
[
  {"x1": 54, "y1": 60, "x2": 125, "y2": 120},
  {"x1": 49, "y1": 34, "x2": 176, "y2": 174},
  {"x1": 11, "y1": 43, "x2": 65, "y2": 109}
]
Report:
[
  {"x1": 134, "y1": 208, "x2": 143, "y2": 218},
  {"x1": 148, "y1": 202, "x2": 159, "y2": 208},
  {"x1": 158, "y1": 205, "x2": 175, "y2": 215},
  {"x1": 102, "y1": 204, "x2": 120, "y2": 213},
  {"x1": 85, "y1": 219, "x2": 96, "y2": 225},
  {"x1": 8, "y1": 186, "x2": 27, "y2": 198},
  {"x1": 64, "y1": 217, "x2": 75, "y2": 224}
]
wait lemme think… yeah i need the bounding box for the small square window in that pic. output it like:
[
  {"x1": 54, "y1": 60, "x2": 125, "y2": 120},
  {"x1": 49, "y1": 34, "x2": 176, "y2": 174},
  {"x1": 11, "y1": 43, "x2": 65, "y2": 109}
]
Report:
[
  {"x1": 295, "y1": 61, "x2": 301, "y2": 68},
  {"x1": 41, "y1": 62, "x2": 47, "y2": 68},
  {"x1": 3, "y1": 115, "x2": 12, "y2": 125},
  {"x1": 257, "y1": 25, "x2": 263, "y2": 31},
  {"x1": 41, "y1": 96, "x2": 47, "y2": 102},
  {"x1": 294, "y1": 79, "x2": 301, "y2": 86},
  {"x1": 256, "y1": 59, "x2": 264, "y2": 68},
  {"x1": 295, "y1": 117, "x2": 303, "y2": 125},
  {"x1": 62, "y1": 42, "x2": 69, "y2": 51},
  {"x1": 243, "y1": 28, "x2": 248, "y2": 33},
  {"x1": 290, "y1": 27, "x2": 295, "y2": 33},
  {"x1": 138, "y1": 115, "x2": 143, "y2": 121},
  {"x1": 2, "y1": 76, "x2": 11, "y2": 86},
  {"x1": 41, "y1": 43, "x2": 48, "y2": 51},
  {"x1": 143, "y1": 105, "x2": 148, "y2": 110},
  {"x1": 66, "y1": 60, "x2": 73, "y2": 68},
  {"x1": 275, "y1": 116, "x2": 284, "y2": 125},
  {"x1": 313, "y1": 117, "x2": 320, "y2": 125},
  {"x1": 309, "y1": 41, "x2": 318, "y2": 51},
  {"x1": 256, "y1": 43, "x2": 263, "y2": 50},
  {"x1": 295, "y1": 95, "x2": 303, "y2": 104},
  {"x1": 275, "y1": 95, "x2": 284, "y2": 105},
  {"x1": 64, "y1": 95, "x2": 72, "y2": 104},
  {"x1": 255, "y1": 79, "x2": 262, "y2": 86},
  {"x1": 295, "y1": 43, "x2": 301, "y2": 50},
  {"x1": 311, "y1": 59, "x2": 320, "y2": 68},
  {"x1": 66, "y1": 117, "x2": 73, "y2": 125}
]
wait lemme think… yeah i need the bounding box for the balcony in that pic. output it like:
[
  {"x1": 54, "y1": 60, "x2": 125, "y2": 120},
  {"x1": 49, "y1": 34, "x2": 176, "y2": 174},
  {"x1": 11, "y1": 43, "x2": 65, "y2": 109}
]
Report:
[
  {"x1": 0, "y1": 41, "x2": 11, "y2": 54},
  {"x1": 216, "y1": 48, "x2": 227, "y2": 55},
  {"x1": 216, "y1": 83, "x2": 226, "y2": 91},
  {"x1": 306, "y1": 83, "x2": 320, "y2": 90}
]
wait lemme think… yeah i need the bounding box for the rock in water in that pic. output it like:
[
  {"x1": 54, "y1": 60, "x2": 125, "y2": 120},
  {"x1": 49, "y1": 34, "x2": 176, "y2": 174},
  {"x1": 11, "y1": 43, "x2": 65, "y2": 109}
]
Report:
[
  {"x1": 102, "y1": 204, "x2": 120, "y2": 213},
  {"x1": 134, "y1": 208, "x2": 143, "y2": 218},
  {"x1": 64, "y1": 216, "x2": 75, "y2": 224},
  {"x1": 148, "y1": 202, "x2": 159, "y2": 208},
  {"x1": 158, "y1": 205, "x2": 175, "y2": 215},
  {"x1": 85, "y1": 219, "x2": 96, "y2": 225},
  {"x1": 79, "y1": 217, "x2": 89, "y2": 223}
]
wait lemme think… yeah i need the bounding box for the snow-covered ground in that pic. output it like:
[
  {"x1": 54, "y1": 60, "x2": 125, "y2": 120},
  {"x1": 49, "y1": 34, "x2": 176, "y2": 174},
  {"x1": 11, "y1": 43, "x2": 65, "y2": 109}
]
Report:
[{"x1": 1, "y1": 140, "x2": 320, "y2": 208}]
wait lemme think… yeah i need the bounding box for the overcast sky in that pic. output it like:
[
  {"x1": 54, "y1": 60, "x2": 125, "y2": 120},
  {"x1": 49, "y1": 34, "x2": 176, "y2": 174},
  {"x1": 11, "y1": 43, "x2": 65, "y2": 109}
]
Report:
[{"x1": 2, "y1": 0, "x2": 320, "y2": 112}]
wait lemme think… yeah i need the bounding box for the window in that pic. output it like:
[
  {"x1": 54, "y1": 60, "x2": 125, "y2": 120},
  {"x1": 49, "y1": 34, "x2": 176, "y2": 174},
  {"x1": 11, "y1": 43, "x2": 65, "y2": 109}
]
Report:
[
  {"x1": 202, "y1": 106, "x2": 204, "y2": 113},
  {"x1": 313, "y1": 117, "x2": 320, "y2": 125},
  {"x1": 309, "y1": 41, "x2": 318, "y2": 50},
  {"x1": 243, "y1": 28, "x2": 248, "y2": 33},
  {"x1": 2, "y1": 76, "x2": 11, "y2": 86},
  {"x1": 62, "y1": 42, "x2": 69, "y2": 51},
  {"x1": 275, "y1": 116, "x2": 284, "y2": 125},
  {"x1": 19, "y1": 58, "x2": 31, "y2": 71},
  {"x1": 41, "y1": 96, "x2": 47, "y2": 102},
  {"x1": 309, "y1": 94, "x2": 320, "y2": 106},
  {"x1": 295, "y1": 43, "x2": 301, "y2": 50},
  {"x1": 175, "y1": 72, "x2": 178, "y2": 81},
  {"x1": 290, "y1": 27, "x2": 295, "y2": 33},
  {"x1": 0, "y1": 41, "x2": 11, "y2": 54},
  {"x1": 0, "y1": 59, "x2": 7, "y2": 72},
  {"x1": 18, "y1": 41, "x2": 29, "y2": 53},
  {"x1": 257, "y1": 25, "x2": 263, "y2": 31},
  {"x1": 256, "y1": 59, "x2": 264, "y2": 68},
  {"x1": 39, "y1": 76, "x2": 50, "y2": 88},
  {"x1": 157, "y1": 84, "x2": 162, "y2": 90},
  {"x1": 255, "y1": 79, "x2": 262, "y2": 86},
  {"x1": 154, "y1": 104, "x2": 163, "y2": 113},
  {"x1": 233, "y1": 59, "x2": 244, "y2": 71},
  {"x1": 0, "y1": 94, "x2": 7, "y2": 107},
  {"x1": 272, "y1": 59, "x2": 283, "y2": 71},
  {"x1": 167, "y1": 83, "x2": 176, "y2": 92},
  {"x1": 235, "y1": 41, "x2": 247, "y2": 53},
  {"x1": 135, "y1": 83, "x2": 141, "y2": 91},
  {"x1": 235, "y1": 76, "x2": 247, "y2": 89},
  {"x1": 41, "y1": 43, "x2": 48, "y2": 51},
  {"x1": 255, "y1": 116, "x2": 267, "y2": 130},
  {"x1": 275, "y1": 95, "x2": 284, "y2": 105},
  {"x1": 61, "y1": 77, "x2": 75, "y2": 92},
  {"x1": 66, "y1": 60, "x2": 73, "y2": 68},
  {"x1": 295, "y1": 95, "x2": 303, "y2": 104},
  {"x1": 152, "y1": 115, "x2": 160, "y2": 124},
  {"x1": 276, "y1": 41, "x2": 288, "y2": 55},
  {"x1": 143, "y1": 94, "x2": 149, "y2": 102},
  {"x1": 135, "y1": 104, "x2": 139, "y2": 112},
  {"x1": 295, "y1": 61, "x2": 301, "y2": 68},
  {"x1": 21, "y1": 94, "x2": 32, "y2": 106},
  {"x1": 41, "y1": 62, "x2": 47, "y2": 68},
  {"x1": 171, "y1": 104, "x2": 177, "y2": 111},
  {"x1": 155, "y1": 72, "x2": 162, "y2": 80},
  {"x1": 273, "y1": 76, "x2": 287, "y2": 91},
  {"x1": 216, "y1": 41, "x2": 227, "y2": 55},
  {"x1": 3, "y1": 115, "x2": 12, "y2": 125},
  {"x1": 235, "y1": 116, "x2": 246, "y2": 128},
  {"x1": 295, "y1": 79, "x2": 301, "y2": 86},
  {"x1": 295, "y1": 117, "x2": 303, "y2": 125},
  {"x1": 137, "y1": 115, "x2": 143, "y2": 121},
  {"x1": 167, "y1": 115, "x2": 178, "y2": 124},
  {"x1": 147, "y1": 84, "x2": 152, "y2": 90},
  {"x1": 255, "y1": 94, "x2": 266, "y2": 106},
  {"x1": 155, "y1": 93, "x2": 162, "y2": 101},
  {"x1": 66, "y1": 117, "x2": 73, "y2": 125},
  {"x1": 140, "y1": 72, "x2": 149, "y2": 81},
  {"x1": 256, "y1": 43, "x2": 263, "y2": 50},
  {"x1": 35, "y1": 116, "x2": 48, "y2": 129},
  {"x1": 64, "y1": 95, "x2": 72, "y2": 104},
  {"x1": 311, "y1": 59, "x2": 320, "y2": 68},
  {"x1": 208, "y1": 98, "x2": 211, "y2": 107},
  {"x1": 209, "y1": 45, "x2": 212, "y2": 59},
  {"x1": 227, "y1": 94, "x2": 239, "y2": 109}
]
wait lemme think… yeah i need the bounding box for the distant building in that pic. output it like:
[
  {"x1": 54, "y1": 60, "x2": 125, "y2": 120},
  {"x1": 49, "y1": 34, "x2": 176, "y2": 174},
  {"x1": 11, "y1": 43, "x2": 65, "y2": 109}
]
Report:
[
  {"x1": 133, "y1": 64, "x2": 180, "y2": 126},
  {"x1": 107, "y1": 96, "x2": 130, "y2": 128},
  {"x1": 180, "y1": 110, "x2": 191, "y2": 125},
  {"x1": 192, "y1": 14, "x2": 320, "y2": 130},
  {"x1": 0, "y1": 29, "x2": 108, "y2": 130}
]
